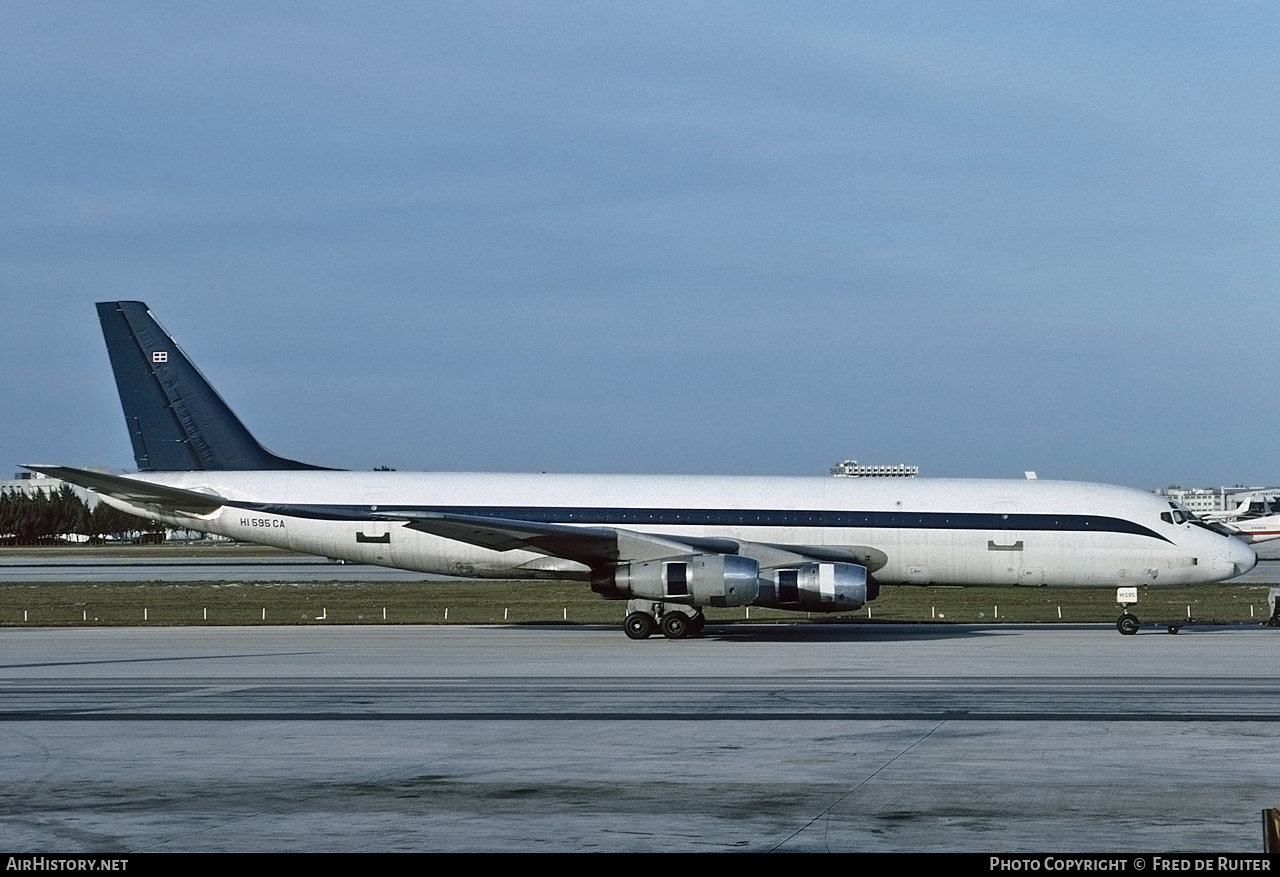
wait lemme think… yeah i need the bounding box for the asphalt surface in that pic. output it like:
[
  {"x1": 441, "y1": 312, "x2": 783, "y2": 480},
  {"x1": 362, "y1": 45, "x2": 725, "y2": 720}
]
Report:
[{"x1": 2, "y1": 623, "x2": 1278, "y2": 852}]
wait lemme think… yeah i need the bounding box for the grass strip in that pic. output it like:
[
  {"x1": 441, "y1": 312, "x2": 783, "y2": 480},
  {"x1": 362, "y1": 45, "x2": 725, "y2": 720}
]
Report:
[{"x1": 0, "y1": 580, "x2": 1273, "y2": 627}]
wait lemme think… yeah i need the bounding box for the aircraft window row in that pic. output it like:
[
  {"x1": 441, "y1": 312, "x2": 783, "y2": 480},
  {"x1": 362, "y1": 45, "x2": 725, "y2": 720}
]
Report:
[
  {"x1": 460, "y1": 508, "x2": 1110, "y2": 530},
  {"x1": 436, "y1": 507, "x2": 1156, "y2": 537}
]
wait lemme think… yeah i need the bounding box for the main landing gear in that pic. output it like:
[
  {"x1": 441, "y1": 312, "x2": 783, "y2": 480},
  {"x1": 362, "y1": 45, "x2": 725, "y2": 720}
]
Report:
[
  {"x1": 623, "y1": 612, "x2": 655, "y2": 639},
  {"x1": 622, "y1": 600, "x2": 705, "y2": 640}
]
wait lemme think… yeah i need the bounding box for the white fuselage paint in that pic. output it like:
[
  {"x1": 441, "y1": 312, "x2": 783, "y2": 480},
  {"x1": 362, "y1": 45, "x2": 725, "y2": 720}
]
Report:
[
  {"x1": 96, "y1": 471, "x2": 1257, "y2": 591},
  {"x1": 1223, "y1": 513, "x2": 1280, "y2": 544}
]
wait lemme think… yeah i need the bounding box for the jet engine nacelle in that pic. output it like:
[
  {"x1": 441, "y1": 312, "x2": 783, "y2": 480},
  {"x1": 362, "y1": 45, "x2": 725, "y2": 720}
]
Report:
[
  {"x1": 755, "y1": 561, "x2": 873, "y2": 612},
  {"x1": 592, "y1": 553, "x2": 760, "y2": 607}
]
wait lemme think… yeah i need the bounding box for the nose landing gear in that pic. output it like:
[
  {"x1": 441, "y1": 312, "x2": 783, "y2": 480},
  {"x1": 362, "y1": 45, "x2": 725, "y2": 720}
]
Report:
[
  {"x1": 1116, "y1": 613, "x2": 1140, "y2": 636},
  {"x1": 1113, "y1": 587, "x2": 1183, "y2": 635},
  {"x1": 1115, "y1": 586, "x2": 1140, "y2": 636}
]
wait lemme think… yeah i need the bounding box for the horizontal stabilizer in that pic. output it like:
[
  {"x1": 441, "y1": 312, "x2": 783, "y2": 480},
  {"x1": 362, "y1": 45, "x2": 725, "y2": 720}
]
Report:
[{"x1": 22, "y1": 465, "x2": 225, "y2": 514}]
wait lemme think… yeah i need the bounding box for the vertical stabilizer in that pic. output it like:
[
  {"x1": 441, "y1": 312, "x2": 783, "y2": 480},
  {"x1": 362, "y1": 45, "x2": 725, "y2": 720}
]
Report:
[{"x1": 96, "y1": 301, "x2": 328, "y2": 471}]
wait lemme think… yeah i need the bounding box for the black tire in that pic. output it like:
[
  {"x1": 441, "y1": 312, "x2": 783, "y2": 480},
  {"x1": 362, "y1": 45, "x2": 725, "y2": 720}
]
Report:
[
  {"x1": 1117, "y1": 614, "x2": 1139, "y2": 636},
  {"x1": 660, "y1": 612, "x2": 689, "y2": 640},
  {"x1": 688, "y1": 613, "x2": 706, "y2": 637},
  {"x1": 1167, "y1": 624, "x2": 1181, "y2": 635},
  {"x1": 623, "y1": 612, "x2": 655, "y2": 640}
]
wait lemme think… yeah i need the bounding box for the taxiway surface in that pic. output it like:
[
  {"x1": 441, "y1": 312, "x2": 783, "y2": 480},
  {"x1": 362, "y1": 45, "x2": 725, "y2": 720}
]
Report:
[{"x1": 2, "y1": 623, "x2": 1278, "y2": 852}]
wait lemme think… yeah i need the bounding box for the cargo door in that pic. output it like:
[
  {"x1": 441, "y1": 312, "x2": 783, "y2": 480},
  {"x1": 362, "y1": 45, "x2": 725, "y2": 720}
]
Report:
[{"x1": 988, "y1": 501, "x2": 1022, "y2": 585}]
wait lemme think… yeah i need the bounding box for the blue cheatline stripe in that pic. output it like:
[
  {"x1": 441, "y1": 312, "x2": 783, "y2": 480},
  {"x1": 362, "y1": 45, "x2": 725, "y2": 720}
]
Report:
[{"x1": 234, "y1": 503, "x2": 1172, "y2": 543}]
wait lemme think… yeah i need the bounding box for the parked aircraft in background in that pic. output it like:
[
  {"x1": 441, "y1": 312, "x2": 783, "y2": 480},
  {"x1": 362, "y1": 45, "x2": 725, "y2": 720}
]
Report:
[
  {"x1": 1204, "y1": 494, "x2": 1280, "y2": 544},
  {"x1": 27, "y1": 302, "x2": 1258, "y2": 638},
  {"x1": 1222, "y1": 516, "x2": 1280, "y2": 544}
]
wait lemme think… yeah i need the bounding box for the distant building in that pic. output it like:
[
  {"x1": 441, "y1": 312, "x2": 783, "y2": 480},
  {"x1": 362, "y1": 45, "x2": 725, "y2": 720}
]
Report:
[
  {"x1": 1155, "y1": 485, "x2": 1280, "y2": 516},
  {"x1": 2, "y1": 470, "x2": 97, "y2": 504},
  {"x1": 1, "y1": 470, "x2": 231, "y2": 543},
  {"x1": 830, "y1": 460, "x2": 918, "y2": 478}
]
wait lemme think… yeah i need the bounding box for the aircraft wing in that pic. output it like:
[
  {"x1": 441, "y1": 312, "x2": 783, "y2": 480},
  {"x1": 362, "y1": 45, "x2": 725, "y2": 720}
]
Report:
[
  {"x1": 379, "y1": 511, "x2": 708, "y2": 567},
  {"x1": 376, "y1": 510, "x2": 888, "y2": 571},
  {"x1": 21, "y1": 465, "x2": 225, "y2": 514},
  {"x1": 22, "y1": 469, "x2": 890, "y2": 572}
]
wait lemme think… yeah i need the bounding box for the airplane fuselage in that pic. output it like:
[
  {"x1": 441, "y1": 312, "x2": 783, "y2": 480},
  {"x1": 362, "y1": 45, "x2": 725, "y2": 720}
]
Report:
[
  {"x1": 99, "y1": 470, "x2": 1255, "y2": 590},
  {"x1": 50, "y1": 300, "x2": 1261, "y2": 639}
]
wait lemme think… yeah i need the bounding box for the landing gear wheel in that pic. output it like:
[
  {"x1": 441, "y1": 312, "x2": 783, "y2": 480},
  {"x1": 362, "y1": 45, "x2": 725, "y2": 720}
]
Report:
[
  {"x1": 660, "y1": 612, "x2": 690, "y2": 640},
  {"x1": 1167, "y1": 624, "x2": 1182, "y2": 635},
  {"x1": 623, "y1": 612, "x2": 655, "y2": 640},
  {"x1": 1117, "y1": 613, "x2": 1140, "y2": 636},
  {"x1": 688, "y1": 613, "x2": 706, "y2": 637}
]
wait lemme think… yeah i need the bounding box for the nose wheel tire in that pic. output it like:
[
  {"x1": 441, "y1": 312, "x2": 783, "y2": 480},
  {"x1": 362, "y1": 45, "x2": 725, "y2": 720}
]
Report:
[
  {"x1": 623, "y1": 612, "x2": 655, "y2": 640},
  {"x1": 1116, "y1": 613, "x2": 1140, "y2": 636}
]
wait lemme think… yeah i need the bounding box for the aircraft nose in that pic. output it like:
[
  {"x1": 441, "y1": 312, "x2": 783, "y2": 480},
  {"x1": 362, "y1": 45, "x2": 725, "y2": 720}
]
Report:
[{"x1": 1228, "y1": 537, "x2": 1258, "y2": 578}]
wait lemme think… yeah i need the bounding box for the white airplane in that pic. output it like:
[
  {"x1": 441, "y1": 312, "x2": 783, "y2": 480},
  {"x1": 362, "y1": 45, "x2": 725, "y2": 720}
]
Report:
[
  {"x1": 1202, "y1": 494, "x2": 1280, "y2": 544},
  {"x1": 1223, "y1": 516, "x2": 1280, "y2": 544},
  {"x1": 27, "y1": 302, "x2": 1258, "y2": 638},
  {"x1": 1205, "y1": 493, "x2": 1271, "y2": 522}
]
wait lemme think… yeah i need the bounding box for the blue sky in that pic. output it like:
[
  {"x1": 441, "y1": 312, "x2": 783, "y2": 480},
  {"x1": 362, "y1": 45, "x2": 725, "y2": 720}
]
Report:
[{"x1": 3, "y1": 3, "x2": 1278, "y2": 488}]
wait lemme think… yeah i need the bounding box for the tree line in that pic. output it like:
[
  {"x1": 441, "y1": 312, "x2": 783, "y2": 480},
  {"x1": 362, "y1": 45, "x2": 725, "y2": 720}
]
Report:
[{"x1": 0, "y1": 485, "x2": 167, "y2": 545}]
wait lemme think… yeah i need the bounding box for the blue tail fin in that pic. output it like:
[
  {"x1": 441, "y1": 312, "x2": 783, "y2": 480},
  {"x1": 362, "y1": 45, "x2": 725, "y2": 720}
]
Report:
[{"x1": 96, "y1": 301, "x2": 330, "y2": 471}]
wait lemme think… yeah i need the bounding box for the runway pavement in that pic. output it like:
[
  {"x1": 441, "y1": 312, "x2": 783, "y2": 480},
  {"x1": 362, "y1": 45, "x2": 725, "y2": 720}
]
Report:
[{"x1": 2, "y1": 623, "x2": 1278, "y2": 852}]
